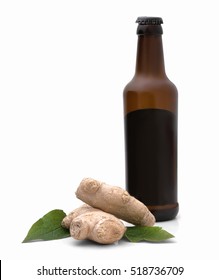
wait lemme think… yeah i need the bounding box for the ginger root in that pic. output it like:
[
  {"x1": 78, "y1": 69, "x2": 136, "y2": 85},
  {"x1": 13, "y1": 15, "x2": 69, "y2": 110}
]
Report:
[
  {"x1": 61, "y1": 204, "x2": 93, "y2": 229},
  {"x1": 75, "y1": 178, "x2": 155, "y2": 226},
  {"x1": 62, "y1": 204, "x2": 126, "y2": 244}
]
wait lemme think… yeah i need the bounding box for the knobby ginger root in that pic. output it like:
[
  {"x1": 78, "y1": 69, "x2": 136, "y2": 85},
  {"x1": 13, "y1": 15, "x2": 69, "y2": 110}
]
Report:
[
  {"x1": 62, "y1": 204, "x2": 126, "y2": 244},
  {"x1": 61, "y1": 204, "x2": 93, "y2": 229},
  {"x1": 75, "y1": 178, "x2": 155, "y2": 226}
]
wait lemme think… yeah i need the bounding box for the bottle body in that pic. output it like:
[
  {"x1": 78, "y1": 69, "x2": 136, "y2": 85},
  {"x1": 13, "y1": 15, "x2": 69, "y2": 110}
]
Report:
[{"x1": 123, "y1": 17, "x2": 178, "y2": 221}]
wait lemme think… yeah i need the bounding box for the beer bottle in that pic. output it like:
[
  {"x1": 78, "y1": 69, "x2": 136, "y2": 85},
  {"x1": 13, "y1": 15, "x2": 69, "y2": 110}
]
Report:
[{"x1": 123, "y1": 17, "x2": 178, "y2": 221}]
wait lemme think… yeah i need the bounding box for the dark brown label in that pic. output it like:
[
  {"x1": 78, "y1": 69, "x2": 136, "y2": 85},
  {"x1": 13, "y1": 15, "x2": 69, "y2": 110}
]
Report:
[{"x1": 125, "y1": 108, "x2": 177, "y2": 206}]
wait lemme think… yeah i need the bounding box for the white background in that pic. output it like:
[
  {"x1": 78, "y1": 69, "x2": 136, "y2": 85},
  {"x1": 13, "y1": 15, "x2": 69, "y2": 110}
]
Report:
[{"x1": 1, "y1": 0, "x2": 219, "y2": 275}]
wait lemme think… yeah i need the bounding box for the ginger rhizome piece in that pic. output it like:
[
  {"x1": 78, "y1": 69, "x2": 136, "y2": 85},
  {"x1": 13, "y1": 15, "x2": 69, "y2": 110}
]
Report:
[
  {"x1": 62, "y1": 204, "x2": 126, "y2": 244},
  {"x1": 75, "y1": 178, "x2": 155, "y2": 226},
  {"x1": 61, "y1": 204, "x2": 92, "y2": 229}
]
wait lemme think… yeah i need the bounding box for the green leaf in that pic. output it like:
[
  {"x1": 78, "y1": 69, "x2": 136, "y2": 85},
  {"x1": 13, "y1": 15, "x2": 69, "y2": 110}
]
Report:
[
  {"x1": 22, "y1": 209, "x2": 70, "y2": 243},
  {"x1": 124, "y1": 226, "x2": 174, "y2": 242}
]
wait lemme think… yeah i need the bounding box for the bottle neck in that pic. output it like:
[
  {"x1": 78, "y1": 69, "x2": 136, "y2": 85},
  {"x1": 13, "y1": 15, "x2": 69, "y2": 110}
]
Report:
[{"x1": 135, "y1": 34, "x2": 166, "y2": 77}]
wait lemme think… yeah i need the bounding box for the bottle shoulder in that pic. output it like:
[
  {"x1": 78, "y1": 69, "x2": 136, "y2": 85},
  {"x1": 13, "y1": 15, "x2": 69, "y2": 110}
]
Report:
[
  {"x1": 124, "y1": 75, "x2": 177, "y2": 95},
  {"x1": 123, "y1": 75, "x2": 178, "y2": 114}
]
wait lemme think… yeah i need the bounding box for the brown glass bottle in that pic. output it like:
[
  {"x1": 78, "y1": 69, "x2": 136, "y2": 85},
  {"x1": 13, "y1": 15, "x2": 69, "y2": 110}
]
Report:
[{"x1": 123, "y1": 17, "x2": 178, "y2": 221}]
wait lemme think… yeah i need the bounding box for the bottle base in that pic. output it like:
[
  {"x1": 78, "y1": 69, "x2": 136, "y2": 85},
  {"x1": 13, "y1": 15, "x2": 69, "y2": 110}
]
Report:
[{"x1": 148, "y1": 203, "x2": 179, "y2": 222}]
